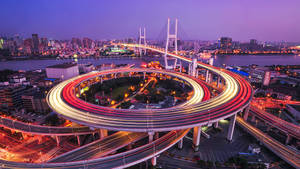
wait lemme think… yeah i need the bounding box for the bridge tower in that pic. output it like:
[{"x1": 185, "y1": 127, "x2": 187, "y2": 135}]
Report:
[
  {"x1": 164, "y1": 18, "x2": 178, "y2": 69},
  {"x1": 139, "y1": 27, "x2": 147, "y2": 56}
]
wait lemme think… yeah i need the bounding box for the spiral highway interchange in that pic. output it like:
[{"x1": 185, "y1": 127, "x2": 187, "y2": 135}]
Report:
[
  {"x1": 45, "y1": 45, "x2": 253, "y2": 132},
  {"x1": 0, "y1": 44, "x2": 254, "y2": 168}
]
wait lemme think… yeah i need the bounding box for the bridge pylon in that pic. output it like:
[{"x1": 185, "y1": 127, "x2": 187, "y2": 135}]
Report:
[
  {"x1": 164, "y1": 18, "x2": 178, "y2": 70},
  {"x1": 139, "y1": 27, "x2": 147, "y2": 56}
]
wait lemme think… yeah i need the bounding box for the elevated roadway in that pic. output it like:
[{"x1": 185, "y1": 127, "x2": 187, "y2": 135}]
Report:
[
  {"x1": 0, "y1": 116, "x2": 93, "y2": 136},
  {"x1": 250, "y1": 105, "x2": 300, "y2": 140},
  {"x1": 0, "y1": 129, "x2": 189, "y2": 168},
  {"x1": 47, "y1": 45, "x2": 253, "y2": 132},
  {"x1": 237, "y1": 116, "x2": 300, "y2": 168},
  {"x1": 49, "y1": 131, "x2": 147, "y2": 162}
]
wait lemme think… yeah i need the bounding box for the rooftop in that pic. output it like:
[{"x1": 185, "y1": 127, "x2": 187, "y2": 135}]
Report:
[{"x1": 46, "y1": 62, "x2": 77, "y2": 69}]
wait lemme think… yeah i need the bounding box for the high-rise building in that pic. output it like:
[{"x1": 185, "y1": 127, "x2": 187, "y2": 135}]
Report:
[
  {"x1": 71, "y1": 38, "x2": 82, "y2": 49},
  {"x1": 32, "y1": 34, "x2": 40, "y2": 54},
  {"x1": 219, "y1": 37, "x2": 232, "y2": 49},
  {"x1": 83, "y1": 37, "x2": 93, "y2": 49},
  {"x1": 24, "y1": 38, "x2": 33, "y2": 54},
  {"x1": 0, "y1": 86, "x2": 33, "y2": 112},
  {"x1": 22, "y1": 90, "x2": 50, "y2": 113},
  {"x1": 250, "y1": 39, "x2": 258, "y2": 46}
]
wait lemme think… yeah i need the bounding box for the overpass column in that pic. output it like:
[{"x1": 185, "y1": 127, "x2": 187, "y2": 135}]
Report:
[
  {"x1": 55, "y1": 136, "x2": 60, "y2": 147},
  {"x1": 243, "y1": 106, "x2": 250, "y2": 120},
  {"x1": 154, "y1": 132, "x2": 159, "y2": 140},
  {"x1": 227, "y1": 114, "x2": 237, "y2": 142},
  {"x1": 206, "y1": 58, "x2": 214, "y2": 83},
  {"x1": 285, "y1": 134, "x2": 291, "y2": 145},
  {"x1": 178, "y1": 138, "x2": 183, "y2": 149},
  {"x1": 100, "y1": 129, "x2": 108, "y2": 138},
  {"x1": 191, "y1": 58, "x2": 197, "y2": 77},
  {"x1": 148, "y1": 132, "x2": 157, "y2": 167},
  {"x1": 217, "y1": 75, "x2": 221, "y2": 88},
  {"x1": 205, "y1": 70, "x2": 210, "y2": 83},
  {"x1": 214, "y1": 121, "x2": 219, "y2": 128},
  {"x1": 76, "y1": 135, "x2": 81, "y2": 146},
  {"x1": 179, "y1": 60, "x2": 182, "y2": 72},
  {"x1": 251, "y1": 115, "x2": 256, "y2": 122},
  {"x1": 193, "y1": 126, "x2": 202, "y2": 151}
]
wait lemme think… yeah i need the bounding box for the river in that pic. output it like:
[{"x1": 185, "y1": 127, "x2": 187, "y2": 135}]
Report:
[{"x1": 0, "y1": 55, "x2": 299, "y2": 71}]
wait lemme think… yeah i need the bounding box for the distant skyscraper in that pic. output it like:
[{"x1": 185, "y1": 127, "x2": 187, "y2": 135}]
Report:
[
  {"x1": 219, "y1": 37, "x2": 232, "y2": 49},
  {"x1": 83, "y1": 37, "x2": 93, "y2": 49},
  {"x1": 32, "y1": 34, "x2": 40, "y2": 54},
  {"x1": 71, "y1": 38, "x2": 82, "y2": 49},
  {"x1": 250, "y1": 39, "x2": 258, "y2": 45}
]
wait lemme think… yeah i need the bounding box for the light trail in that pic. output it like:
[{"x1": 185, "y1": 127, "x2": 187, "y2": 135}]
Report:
[
  {"x1": 237, "y1": 116, "x2": 300, "y2": 168},
  {"x1": 47, "y1": 46, "x2": 253, "y2": 131},
  {"x1": 0, "y1": 44, "x2": 253, "y2": 168}
]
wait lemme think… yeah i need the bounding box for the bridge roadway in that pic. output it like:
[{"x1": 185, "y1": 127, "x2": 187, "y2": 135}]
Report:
[
  {"x1": 49, "y1": 131, "x2": 147, "y2": 162},
  {"x1": 250, "y1": 105, "x2": 300, "y2": 140},
  {"x1": 47, "y1": 44, "x2": 253, "y2": 132},
  {"x1": 0, "y1": 115, "x2": 93, "y2": 136},
  {"x1": 0, "y1": 129, "x2": 189, "y2": 168},
  {"x1": 237, "y1": 116, "x2": 300, "y2": 168},
  {"x1": 0, "y1": 44, "x2": 252, "y2": 168}
]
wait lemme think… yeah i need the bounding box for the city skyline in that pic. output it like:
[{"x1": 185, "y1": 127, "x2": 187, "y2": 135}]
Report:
[{"x1": 1, "y1": 0, "x2": 300, "y2": 41}]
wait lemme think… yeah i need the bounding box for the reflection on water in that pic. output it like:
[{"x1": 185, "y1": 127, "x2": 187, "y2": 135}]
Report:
[{"x1": 213, "y1": 54, "x2": 300, "y2": 66}]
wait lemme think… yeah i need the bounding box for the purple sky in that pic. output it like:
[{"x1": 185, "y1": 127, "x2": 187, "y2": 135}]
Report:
[{"x1": 1, "y1": 0, "x2": 300, "y2": 41}]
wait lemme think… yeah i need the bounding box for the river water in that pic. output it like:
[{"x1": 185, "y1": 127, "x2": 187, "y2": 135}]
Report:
[{"x1": 0, "y1": 55, "x2": 299, "y2": 71}]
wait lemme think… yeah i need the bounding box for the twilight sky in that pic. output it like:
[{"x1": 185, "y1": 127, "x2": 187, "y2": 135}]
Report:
[{"x1": 1, "y1": 0, "x2": 300, "y2": 41}]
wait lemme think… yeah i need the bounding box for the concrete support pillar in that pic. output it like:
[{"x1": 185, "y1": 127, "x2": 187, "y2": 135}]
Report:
[
  {"x1": 179, "y1": 60, "x2": 182, "y2": 73},
  {"x1": 148, "y1": 132, "x2": 156, "y2": 167},
  {"x1": 251, "y1": 115, "x2": 256, "y2": 122},
  {"x1": 77, "y1": 135, "x2": 81, "y2": 146},
  {"x1": 205, "y1": 70, "x2": 210, "y2": 83},
  {"x1": 100, "y1": 77, "x2": 103, "y2": 84},
  {"x1": 188, "y1": 63, "x2": 192, "y2": 76},
  {"x1": 178, "y1": 138, "x2": 183, "y2": 149},
  {"x1": 148, "y1": 132, "x2": 154, "y2": 142},
  {"x1": 154, "y1": 132, "x2": 159, "y2": 140},
  {"x1": 243, "y1": 106, "x2": 250, "y2": 121},
  {"x1": 143, "y1": 72, "x2": 146, "y2": 79},
  {"x1": 100, "y1": 129, "x2": 108, "y2": 138},
  {"x1": 191, "y1": 58, "x2": 197, "y2": 77},
  {"x1": 151, "y1": 156, "x2": 157, "y2": 166},
  {"x1": 55, "y1": 136, "x2": 60, "y2": 147},
  {"x1": 174, "y1": 58, "x2": 178, "y2": 70},
  {"x1": 114, "y1": 73, "x2": 117, "y2": 79},
  {"x1": 92, "y1": 132, "x2": 96, "y2": 141},
  {"x1": 227, "y1": 114, "x2": 237, "y2": 142},
  {"x1": 285, "y1": 134, "x2": 291, "y2": 145},
  {"x1": 214, "y1": 121, "x2": 219, "y2": 128},
  {"x1": 217, "y1": 75, "x2": 221, "y2": 88},
  {"x1": 193, "y1": 126, "x2": 202, "y2": 151}
]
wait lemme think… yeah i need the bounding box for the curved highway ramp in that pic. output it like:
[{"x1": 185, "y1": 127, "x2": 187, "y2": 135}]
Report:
[{"x1": 48, "y1": 131, "x2": 147, "y2": 162}]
